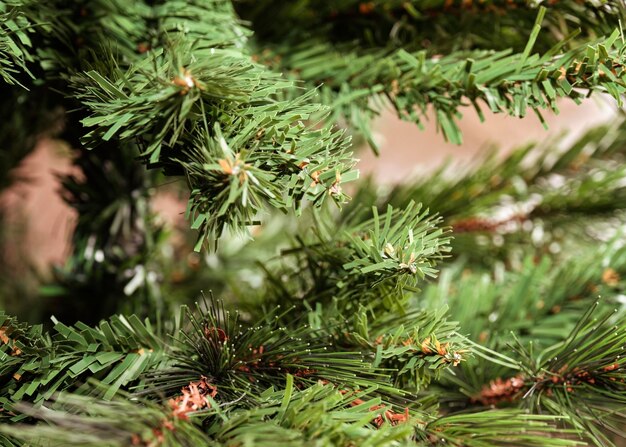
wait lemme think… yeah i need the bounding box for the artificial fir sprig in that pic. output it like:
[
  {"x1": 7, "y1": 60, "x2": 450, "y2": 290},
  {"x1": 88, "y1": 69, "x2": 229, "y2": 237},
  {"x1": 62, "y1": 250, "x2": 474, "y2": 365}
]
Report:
[
  {"x1": 259, "y1": 202, "x2": 450, "y2": 313},
  {"x1": 180, "y1": 101, "x2": 355, "y2": 251},
  {"x1": 458, "y1": 302, "x2": 626, "y2": 447},
  {"x1": 143, "y1": 298, "x2": 396, "y2": 403},
  {"x1": 419, "y1": 410, "x2": 580, "y2": 447},
  {"x1": 240, "y1": 2, "x2": 625, "y2": 149},
  {"x1": 324, "y1": 305, "x2": 469, "y2": 389},
  {"x1": 143, "y1": 119, "x2": 626, "y2": 317},
  {"x1": 0, "y1": 0, "x2": 37, "y2": 86},
  {"x1": 1, "y1": 380, "x2": 587, "y2": 447},
  {"x1": 0, "y1": 310, "x2": 170, "y2": 420},
  {"x1": 1, "y1": 391, "x2": 212, "y2": 447},
  {"x1": 70, "y1": 39, "x2": 356, "y2": 249},
  {"x1": 0, "y1": 298, "x2": 471, "y2": 445},
  {"x1": 419, "y1": 243, "x2": 626, "y2": 346},
  {"x1": 342, "y1": 202, "x2": 450, "y2": 287},
  {"x1": 414, "y1": 249, "x2": 626, "y2": 445},
  {"x1": 525, "y1": 303, "x2": 626, "y2": 446},
  {"x1": 2, "y1": 0, "x2": 358, "y2": 251},
  {"x1": 254, "y1": 26, "x2": 626, "y2": 147}
]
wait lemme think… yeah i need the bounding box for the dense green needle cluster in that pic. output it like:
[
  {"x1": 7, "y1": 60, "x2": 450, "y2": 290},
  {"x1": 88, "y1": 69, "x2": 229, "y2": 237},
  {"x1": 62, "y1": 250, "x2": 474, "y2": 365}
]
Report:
[{"x1": 1, "y1": 1, "x2": 626, "y2": 446}]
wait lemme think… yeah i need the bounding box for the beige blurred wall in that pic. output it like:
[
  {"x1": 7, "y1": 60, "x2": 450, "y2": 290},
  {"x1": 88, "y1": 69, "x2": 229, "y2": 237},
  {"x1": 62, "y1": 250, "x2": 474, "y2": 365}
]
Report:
[
  {"x1": 360, "y1": 95, "x2": 617, "y2": 182},
  {"x1": 0, "y1": 96, "x2": 618, "y2": 272}
]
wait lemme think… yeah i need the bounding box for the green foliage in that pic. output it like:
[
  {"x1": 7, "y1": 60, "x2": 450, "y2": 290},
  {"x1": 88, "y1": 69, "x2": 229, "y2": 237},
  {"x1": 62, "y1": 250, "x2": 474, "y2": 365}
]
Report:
[
  {"x1": 0, "y1": 0, "x2": 35, "y2": 86},
  {"x1": 0, "y1": 382, "x2": 583, "y2": 447},
  {"x1": 420, "y1": 410, "x2": 580, "y2": 447},
  {"x1": 146, "y1": 298, "x2": 394, "y2": 401},
  {"x1": 1, "y1": 391, "x2": 211, "y2": 446},
  {"x1": 416, "y1": 249, "x2": 626, "y2": 446},
  {"x1": 73, "y1": 44, "x2": 356, "y2": 248},
  {"x1": 0, "y1": 297, "x2": 469, "y2": 445},
  {"x1": 253, "y1": 26, "x2": 626, "y2": 149},
  {"x1": 0, "y1": 310, "x2": 169, "y2": 420},
  {"x1": 256, "y1": 202, "x2": 450, "y2": 314},
  {"x1": 327, "y1": 306, "x2": 468, "y2": 389},
  {"x1": 422, "y1": 250, "x2": 625, "y2": 345},
  {"x1": 522, "y1": 303, "x2": 626, "y2": 445},
  {"x1": 1, "y1": 0, "x2": 626, "y2": 446}
]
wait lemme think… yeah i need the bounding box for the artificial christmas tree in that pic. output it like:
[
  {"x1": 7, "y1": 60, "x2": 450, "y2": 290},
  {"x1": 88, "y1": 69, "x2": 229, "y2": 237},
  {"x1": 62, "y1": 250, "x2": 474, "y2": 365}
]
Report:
[{"x1": 1, "y1": 1, "x2": 626, "y2": 446}]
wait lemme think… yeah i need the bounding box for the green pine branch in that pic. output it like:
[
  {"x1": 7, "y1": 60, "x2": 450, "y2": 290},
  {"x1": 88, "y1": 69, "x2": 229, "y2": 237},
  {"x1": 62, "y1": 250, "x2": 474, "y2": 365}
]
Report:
[
  {"x1": 416, "y1": 254, "x2": 626, "y2": 446},
  {"x1": 458, "y1": 303, "x2": 626, "y2": 447},
  {"x1": 1, "y1": 380, "x2": 584, "y2": 447},
  {"x1": 1, "y1": 390, "x2": 211, "y2": 447},
  {"x1": 2, "y1": 0, "x2": 357, "y2": 250},
  {"x1": 0, "y1": 310, "x2": 169, "y2": 419},
  {"x1": 420, "y1": 244, "x2": 626, "y2": 347},
  {"x1": 318, "y1": 305, "x2": 469, "y2": 389},
  {"x1": 0, "y1": 0, "x2": 36, "y2": 86},
  {"x1": 70, "y1": 39, "x2": 356, "y2": 250},
  {"x1": 1, "y1": 1, "x2": 626, "y2": 446},
  {"x1": 144, "y1": 298, "x2": 396, "y2": 402},
  {"x1": 420, "y1": 410, "x2": 580, "y2": 447},
  {"x1": 258, "y1": 202, "x2": 450, "y2": 314},
  {"x1": 257, "y1": 25, "x2": 626, "y2": 148}
]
